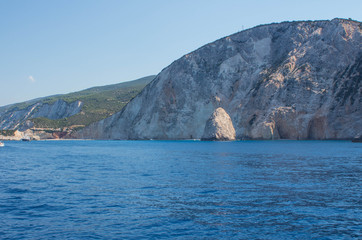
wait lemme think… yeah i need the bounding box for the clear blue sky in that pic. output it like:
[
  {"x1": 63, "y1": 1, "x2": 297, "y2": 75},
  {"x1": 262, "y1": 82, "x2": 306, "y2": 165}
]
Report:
[{"x1": 0, "y1": 0, "x2": 361, "y2": 106}]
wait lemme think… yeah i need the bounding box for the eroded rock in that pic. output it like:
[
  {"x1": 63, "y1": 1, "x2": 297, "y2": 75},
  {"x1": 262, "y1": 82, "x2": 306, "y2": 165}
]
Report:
[{"x1": 201, "y1": 108, "x2": 236, "y2": 141}]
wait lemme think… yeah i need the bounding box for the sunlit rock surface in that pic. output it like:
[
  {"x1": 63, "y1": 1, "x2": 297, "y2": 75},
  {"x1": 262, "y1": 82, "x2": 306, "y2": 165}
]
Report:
[
  {"x1": 77, "y1": 19, "x2": 361, "y2": 140},
  {"x1": 201, "y1": 107, "x2": 236, "y2": 141}
]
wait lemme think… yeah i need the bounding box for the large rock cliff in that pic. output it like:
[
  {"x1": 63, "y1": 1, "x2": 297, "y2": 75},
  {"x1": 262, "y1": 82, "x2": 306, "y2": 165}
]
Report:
[{"x1": 77, "y1": 19, "x2": 361, "y2": 140}]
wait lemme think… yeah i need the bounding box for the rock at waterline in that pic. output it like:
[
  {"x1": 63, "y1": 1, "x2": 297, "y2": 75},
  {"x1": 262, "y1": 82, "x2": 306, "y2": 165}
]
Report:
[
  {"x1": 352, "y1": 135, "x2": 362, "y2": 142},
  {"x1": 201, "y1": 107, "x2": 236, "y2": 141}
]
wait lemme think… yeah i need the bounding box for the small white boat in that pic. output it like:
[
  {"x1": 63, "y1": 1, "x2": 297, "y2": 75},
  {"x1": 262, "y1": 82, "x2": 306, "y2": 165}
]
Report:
[{"x1": 0, "y1": 141, "x2": 4, "y2": 147}]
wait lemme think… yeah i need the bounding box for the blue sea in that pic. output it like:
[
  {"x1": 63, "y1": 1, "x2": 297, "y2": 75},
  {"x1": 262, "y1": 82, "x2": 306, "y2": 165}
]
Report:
[{"x1": 0, "y1": 140, "x2": 361, "y2": 239}]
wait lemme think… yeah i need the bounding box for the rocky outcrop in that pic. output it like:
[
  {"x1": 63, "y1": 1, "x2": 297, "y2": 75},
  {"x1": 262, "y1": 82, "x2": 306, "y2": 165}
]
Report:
[
  {"x1": 201, "y1": 108, "x2": 236, "y2": 141},
  {"x1": 76, "y1": 18, "x2": 361, "y2": 140},
  {"x1": 0, "y1": 100, "x2": 83, "y2": 130}
]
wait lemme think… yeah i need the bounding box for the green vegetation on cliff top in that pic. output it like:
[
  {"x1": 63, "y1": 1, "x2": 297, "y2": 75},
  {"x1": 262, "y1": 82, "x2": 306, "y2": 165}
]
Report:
[{"x1": 16, "y1": 76, "x2": 155, "y2": 129}]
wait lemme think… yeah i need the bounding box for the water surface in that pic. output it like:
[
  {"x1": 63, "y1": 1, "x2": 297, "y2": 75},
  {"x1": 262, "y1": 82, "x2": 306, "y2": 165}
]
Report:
[{"x1": 0, "y1": 140, "x2": 361, "y2": 239}]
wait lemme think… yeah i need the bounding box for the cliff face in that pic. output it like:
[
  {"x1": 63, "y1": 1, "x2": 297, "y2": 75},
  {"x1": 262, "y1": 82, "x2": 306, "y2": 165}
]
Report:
[
  {"x1": 0, "y1": 100, "x2": 83, "y2": 130},
  {"x1": 77, "y1": 19, "x2": 361, "y2": 140}
]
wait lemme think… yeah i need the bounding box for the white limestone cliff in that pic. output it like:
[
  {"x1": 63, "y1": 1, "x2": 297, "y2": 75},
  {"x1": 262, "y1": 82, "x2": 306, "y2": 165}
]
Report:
[{"x1": 76, "y1": 19, "x2": 362, "y2": 140}]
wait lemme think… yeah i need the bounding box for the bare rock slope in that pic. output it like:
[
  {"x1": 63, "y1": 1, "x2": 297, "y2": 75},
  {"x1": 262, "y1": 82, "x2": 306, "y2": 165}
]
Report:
[
  {"x1": 78, "y1": 19, "x2": 361, "y2": 140},
  {"x1": 0, "y1": 100, "x2": 83, "y2": 130}
]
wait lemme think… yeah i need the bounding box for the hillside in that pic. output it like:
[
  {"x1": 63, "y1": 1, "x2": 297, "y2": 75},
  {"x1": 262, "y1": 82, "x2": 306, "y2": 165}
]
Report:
[
  {"x1": 76, "y1": 19, "x2": 361, "y2": 140},
  {"x1": 0, "y1": 75, "x2": 155, "y2": 132}
]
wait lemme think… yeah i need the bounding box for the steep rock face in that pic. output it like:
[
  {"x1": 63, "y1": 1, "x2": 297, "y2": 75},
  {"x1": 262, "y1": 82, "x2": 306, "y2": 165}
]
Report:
[
  {"x1": 201, "y1": 107, "x2": 236, "y2": 141},
  {"x1": 32, "y1": 99, "x2": 83, "y2": 120},
  {"x1": 0, "y1": 100, "x2": 83, "y2": 130},
  {"x1": 77, "y1": 19, "x2": 361, "y2": 140}
]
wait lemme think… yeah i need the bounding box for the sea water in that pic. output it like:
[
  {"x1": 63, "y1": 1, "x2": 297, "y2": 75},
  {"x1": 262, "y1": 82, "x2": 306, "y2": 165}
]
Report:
[{"x1": 0, "y1": 140, "x2": 361, "y2": 239}]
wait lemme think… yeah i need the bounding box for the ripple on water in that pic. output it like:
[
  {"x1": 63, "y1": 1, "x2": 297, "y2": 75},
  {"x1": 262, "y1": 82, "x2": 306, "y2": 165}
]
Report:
[{"x1": 0, "y1": 140, "x2": 361, "y2": 239}]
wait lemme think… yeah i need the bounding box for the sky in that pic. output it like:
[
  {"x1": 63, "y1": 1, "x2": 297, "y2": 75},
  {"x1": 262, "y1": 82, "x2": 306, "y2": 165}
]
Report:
[{"x1": 0, "y1": 0, "x2": 361, "y2": 106}]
